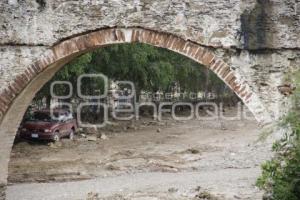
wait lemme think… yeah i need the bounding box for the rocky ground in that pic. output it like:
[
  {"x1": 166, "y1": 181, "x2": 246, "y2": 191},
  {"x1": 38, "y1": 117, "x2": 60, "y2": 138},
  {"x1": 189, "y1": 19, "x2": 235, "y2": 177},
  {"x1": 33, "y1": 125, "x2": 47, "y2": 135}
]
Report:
[{"x1": 7, "y1": 108, "x2": 273, "y2": 200}]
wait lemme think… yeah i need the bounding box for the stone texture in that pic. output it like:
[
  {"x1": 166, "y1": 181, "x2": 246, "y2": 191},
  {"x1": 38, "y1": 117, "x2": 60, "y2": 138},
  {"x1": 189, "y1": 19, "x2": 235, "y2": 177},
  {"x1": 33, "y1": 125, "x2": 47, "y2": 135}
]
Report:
[
  {"x1": 0, "y1": 184, "x2": 5, "y2": 200},
  {"x1": 230, "y1": 50, "x2": 300, "y2": 120},
  {"x1": 0, "y1": 0, "x2": 299, "y2": 198},
  {"x1": 1, "y1": 0, "x2": 299, "y2": 48},
  {"x1": 0, "y1": 0, "x2": 298, "y2": 122},
  {"x1": 0, "y1": 28, "x2": 272, "y2": 125}
]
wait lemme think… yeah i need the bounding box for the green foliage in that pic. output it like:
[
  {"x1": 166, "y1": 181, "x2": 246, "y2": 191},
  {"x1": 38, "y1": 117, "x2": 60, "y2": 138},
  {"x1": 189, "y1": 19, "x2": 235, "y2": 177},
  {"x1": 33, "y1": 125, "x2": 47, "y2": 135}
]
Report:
[
  {"x1": 257, "y1": 134, "x2": 300, "y2": 200},
  {"x1": 34, "y1": 53, "x2": 92, "y2": 101},
  {"x1": 257, "y1": 71, "x2": 300, "y2": 200},
  {"x1": 34, "y1": 43, "x2": 231, "y2": 104}
]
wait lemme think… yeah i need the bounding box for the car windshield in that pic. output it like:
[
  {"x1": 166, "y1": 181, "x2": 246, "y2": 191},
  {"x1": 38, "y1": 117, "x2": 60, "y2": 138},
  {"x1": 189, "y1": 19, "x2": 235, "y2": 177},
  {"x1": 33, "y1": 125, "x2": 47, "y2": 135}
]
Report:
[{"x1": 29, "y1": 112, "x2": 59, "y2": 122}]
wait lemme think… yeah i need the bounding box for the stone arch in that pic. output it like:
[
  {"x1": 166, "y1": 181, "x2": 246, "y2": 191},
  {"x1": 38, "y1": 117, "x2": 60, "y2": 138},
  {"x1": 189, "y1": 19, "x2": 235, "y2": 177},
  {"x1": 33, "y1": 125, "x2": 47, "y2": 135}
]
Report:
[
  {"x1": 0, "y1": 28, "x2": 272, "y2": 124},
  {"x1": 0, "y1": 28, "x2": 273, "y2": 198}
]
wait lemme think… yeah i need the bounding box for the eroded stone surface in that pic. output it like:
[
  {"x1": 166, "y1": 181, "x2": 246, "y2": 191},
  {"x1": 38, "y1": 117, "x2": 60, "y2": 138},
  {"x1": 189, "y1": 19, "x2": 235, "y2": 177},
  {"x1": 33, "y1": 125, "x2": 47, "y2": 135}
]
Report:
[
  {"x1": 0, "y1": 0, "x2": 298, "y2": 122},
  {"x1": 0, "y1": 0, "x2": 299, "y2": 197},
  {"x1": 1, "y1": 0, "x2": 299, "y2": 48},
  {"x1": 0, "y1": 184, "x2": 6, "y2": 200},
  {"x1": 0, "y1": 28, "x2": 273, "y2": 125}
]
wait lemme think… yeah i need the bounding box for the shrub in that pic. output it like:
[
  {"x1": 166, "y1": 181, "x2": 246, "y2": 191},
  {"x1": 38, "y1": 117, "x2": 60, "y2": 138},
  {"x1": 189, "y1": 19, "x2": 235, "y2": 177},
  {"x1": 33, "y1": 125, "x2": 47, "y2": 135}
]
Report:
[{"x1": 257, "y1": 72, "x2": 300, "y2": 200}]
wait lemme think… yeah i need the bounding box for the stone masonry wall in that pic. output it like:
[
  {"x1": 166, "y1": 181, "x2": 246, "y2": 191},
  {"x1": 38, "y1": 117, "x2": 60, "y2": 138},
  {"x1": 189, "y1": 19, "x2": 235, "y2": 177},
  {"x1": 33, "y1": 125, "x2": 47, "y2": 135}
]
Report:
[
  {"x1": 1, "y1": 0, "x2": 299, "y2": 120},
  {"x1": 0, "y1": 0, "x2": 300, "y2": 198}
]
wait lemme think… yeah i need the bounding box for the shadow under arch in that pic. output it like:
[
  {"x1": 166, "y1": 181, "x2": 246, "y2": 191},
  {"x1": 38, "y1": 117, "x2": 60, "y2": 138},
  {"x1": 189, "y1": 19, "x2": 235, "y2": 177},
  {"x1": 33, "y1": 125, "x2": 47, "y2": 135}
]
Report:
[{"x1": 0, "y1": 27, "x2": 273, "y2": 197}]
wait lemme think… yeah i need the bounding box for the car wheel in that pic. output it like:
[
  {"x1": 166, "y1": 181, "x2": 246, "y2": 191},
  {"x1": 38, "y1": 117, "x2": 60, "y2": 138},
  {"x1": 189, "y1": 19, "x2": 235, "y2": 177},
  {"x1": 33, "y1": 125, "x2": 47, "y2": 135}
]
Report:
[
  {"x1": 69, "y1": 129, "x2": 74, "y2": 140},
  {"x1": 53, "y1": 132, "x2": 60, "y2": 142}
]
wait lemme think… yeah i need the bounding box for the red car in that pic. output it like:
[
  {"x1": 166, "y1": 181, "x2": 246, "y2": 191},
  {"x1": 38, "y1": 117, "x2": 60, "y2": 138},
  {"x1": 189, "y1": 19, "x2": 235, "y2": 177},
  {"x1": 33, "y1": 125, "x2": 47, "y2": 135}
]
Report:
[{"x1": 20, "y1": 109, "x2": 77, "y2": 142}]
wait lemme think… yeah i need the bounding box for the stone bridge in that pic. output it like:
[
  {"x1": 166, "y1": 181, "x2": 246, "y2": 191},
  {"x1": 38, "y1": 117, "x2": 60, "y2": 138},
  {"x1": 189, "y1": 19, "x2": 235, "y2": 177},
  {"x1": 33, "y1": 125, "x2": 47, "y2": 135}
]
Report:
[{"x1": 0, "y1": 0, "x2": 299, "y2": 198}]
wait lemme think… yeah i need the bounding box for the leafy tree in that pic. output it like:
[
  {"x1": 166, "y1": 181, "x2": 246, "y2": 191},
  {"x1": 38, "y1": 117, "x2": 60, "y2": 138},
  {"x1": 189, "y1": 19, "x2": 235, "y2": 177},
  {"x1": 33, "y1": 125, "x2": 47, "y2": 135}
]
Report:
[
  {"x1": 34, "y1": 53, "x2": 92, "y2": 107},
  {"x1": 33, "y1": 43, "x2": 234, "y2": 106}
]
